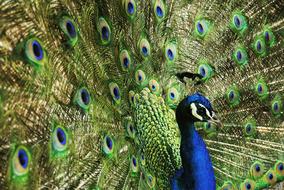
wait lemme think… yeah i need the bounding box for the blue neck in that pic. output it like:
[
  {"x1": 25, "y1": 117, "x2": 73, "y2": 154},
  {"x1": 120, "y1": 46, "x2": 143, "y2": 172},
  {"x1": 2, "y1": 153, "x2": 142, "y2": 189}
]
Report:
[{"x1": 178, "y1": 121, "x2": 216, "y2": 190}]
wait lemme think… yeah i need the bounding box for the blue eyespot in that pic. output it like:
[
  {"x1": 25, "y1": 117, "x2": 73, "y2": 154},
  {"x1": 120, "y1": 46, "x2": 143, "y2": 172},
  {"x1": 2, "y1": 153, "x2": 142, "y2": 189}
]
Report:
[
  {"x1": 12, "y1": 146, "x2": 31, "y2": 176},
  {"x1": 255, "y1": 165, "x2": 260, "y2": 172},
  {"x1": 273, "y1": 102, "x2": 279, "y2": 112},
  {"x1": 109, "y1": 82, "x2": 121, "y2": 103},
  {"x1": 165, "y1": 41, "x2": 177, "y2": 64},
  {"x1": 197, "y1": 21, "x2": 204, "y2": 34},
  {"x1": 156, "y1": 6, "x2": 163, "y2": 18},
  {"x1": 130, "y1": 155, "x2": 139, "y2": 174},
  {"x1": 278, "y1": 163, "x2": 283, "y2": 171},
  {"x1": 236, "y1": 51, "x2": 242, "y2": 61},
  {"x1": 256, "y1": 40, "x2": 262, "y2": 51},
  {"x1": 234, "y1": 15, "x2": 241, "y2": 28},
  {"x1": 257, "y1": 84, "x2": 263, "y2": 93},
  {"x1": 123, "y1": 57, "x2": 129, "y2": 67},
  {"x1": 74, "y1": 87, "x2": 91, "y2": 111},
  {"x1": 119, "y1": 50, "x2": 132, "y2": 70},
  {"x1": 132, "y1": 157, "x2": 137, "y2": 166},
  {"x1": 233, "y1": 46, "x2": 248, "y2": 66},
  {"x1": 139, "y1": 37, "x2": 151, "y2": 58},
  {"x1": 154, "y1": 0, "x2": 166, "y2": 21},
  {"x1": 269, "y1": 173, "x2": 273, "y2": 180},
  {"x1": 246, "y1": 124, "x2": 251, "y2": 133},
  {"x1": 18, "y1": 149, "x2": 28, "y2": 169},
  {"x1": 264, "y1": 31, "x2": 270, "y2": 41},
  {"x1": 167, "y1": 49, "x2": 174, "y2": 60},
  {"x1": 195, "y1": 19, "x2": 210, "y2": 38},
  {"x1": 246, "y1": 183, "x2": 251, "y2": 189},
  {"x1": 106, "y1": 136, "x2": 112, "y2": 149},
  {"x1": 170, "y1": 92, "x2": 175, "y2": 99},
  {"x1": 66, "y1": 21, "x2": 76, "y2": 38},
  {"x1": 97, "y1": 17, "x2": 111, "y2": 45},
  {"x1": 142, "y1": 46, "x2": 148, "y2": 56},
  {"x1": 56, "y1": 127, "x2": 66, "y2": 145},
  {"x1": 113, "y1": 87, "x2": 120, "y2": 99},
  {"x1": 200, "y1": 66, "x2": 206, "y2": 77},
  {"x1": 128, "y1": 2, "x2": 134, "y2": 15},
  {"x1": 102, "y1": 26, "x2": 109, "y2": 40},
  {"x1": 102, "y1": 135, "x2": 114, "y2": 157},
  {"x1": 32, "y1": 40, "x2": 43, "y2": 61},
  {"x1": 148, "y1": 79, "x2": 160, "y2": 94},
  {"x1": 80, "y1": 88, "x2": 90, "y2": 105},
  {"x1": 229, "y1": 91, "x2": 235, "y2": 100},
  {"x1": 135, "y1": 70, "x2": 146, "y2": 86}
]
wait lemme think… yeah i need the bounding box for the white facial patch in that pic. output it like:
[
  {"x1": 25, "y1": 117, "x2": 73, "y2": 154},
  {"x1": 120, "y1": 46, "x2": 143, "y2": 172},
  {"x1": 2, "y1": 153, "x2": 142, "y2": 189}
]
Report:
[{"x1": 191, "y1": 103, "x2": 203, "y2": 121}]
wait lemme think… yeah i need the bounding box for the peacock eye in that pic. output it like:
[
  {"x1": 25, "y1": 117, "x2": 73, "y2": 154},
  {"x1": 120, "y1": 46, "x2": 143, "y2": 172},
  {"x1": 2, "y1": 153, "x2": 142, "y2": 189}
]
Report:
[
  {"x1": 139, "y1": 37, "x2": 151, "y2": 59},
  {"x1": 275, "y1": 161, "x2": 284, "y2": 176},
  {"x1": 250, "y1": 161, "x2": 265, "y2": 180},
  {"x1": 140, "y1": 153, "x2": 146, "y2": 166},
  {"x1": 124, "y1": 0, "x2": 137, "y2": 20},
  {"x1": 102, "y1": 135, "x2": 114, "y2": 157},
  {"x1": 52, "y1": 126, "x2": 69, "y2": 152},
  {"x1": 119, "y1": 49, "x2": 132, "y2": 70},
  {"x1": 154, "y1": 0, "x2": 166, "y2": 22},
  {"x1": 126, "y1": 120, "x2": 136, "y2": 139},
  {"x1": 146, "y1": 173, "x2": 156, "y2": 188},
  {"x1": 230, "y1": 12, "x2": 248, "y2": 34},
  {"x1": 165, "y1": 87, "x2": 180, "y2": 109},
  {"x1": 264, "y1": 170, "x2": 277, "y2": 185},
  {"x1": 109, "y1": 82, "x2": 121, "y2": 104},
  {"x1": 24, "y1": 37, "x2": 47, "y2": 68},
  {"x1": 97, "y1": 17, "x2": 111, "y2": 45},
  {"x1": 255, "y1": 79, "x2": 268, "y2": 100},
  {"x1": 271, "y1": 96, "x2": 282, "y2": 116},
  {"x1": 233, "y1": 46, "x2": 248, "y2": 66},
  {"x1": 74, "y1": 87, "x2": 91, "y2": 111},
  {"x1": 12, "y1": 146, "x2": 31, "y2": 176},
  {"x1": 220, "y1": 181, "x2": 236, "y2": 190},
  {"x1": 226, "y1": 86, "x2": 240, "y2": 107},
  {"x1": 135, "y1": 69, "x2": 146, "y2": 86},
  {"x1": 130, "y1": 155, "x2": 139, "y2": 174},
  {"x1": 263, "y1": 28, "x2": 276, "y2": 47},
  {"x1": 164, "y1": 41, "x2": 178, "y2": 64},
  {"x1": 244, "y1": 121, "x2": 256, "y2": 137},
  {"x1": 198, "y1": 63, "x2": 213, "y2": 81},
  {"x1": 253, "y1": 37, "x2": 266, "y2": 57},
  {"x1": 128, "y1": 90, "x2": 136, "y2": 105},
  {"x1": 148, "y1": 79, "x2": 160, "y2": 94},
  {"x1": 195, "y1": 19, "x2": 210, "y2": 38},
  {"x1": 59, "y1": 16, "x2": 78, "y2": 47},
  {"x1": 240, "y1": 179, "x2": 255, "y2": 190}
]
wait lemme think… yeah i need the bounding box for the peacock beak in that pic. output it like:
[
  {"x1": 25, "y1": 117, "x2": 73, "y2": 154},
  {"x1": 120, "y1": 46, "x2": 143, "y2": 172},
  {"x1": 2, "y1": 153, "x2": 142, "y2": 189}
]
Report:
[{"x1": 208, "y1": 112, "x2": 223, "y2": 128}]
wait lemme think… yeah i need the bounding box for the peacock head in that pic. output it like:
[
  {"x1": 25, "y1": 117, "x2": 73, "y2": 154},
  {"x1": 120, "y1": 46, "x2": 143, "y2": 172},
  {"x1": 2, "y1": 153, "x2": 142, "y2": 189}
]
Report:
[{"x1": 176, "y1": 92, "x2": 220, "y2": 125}]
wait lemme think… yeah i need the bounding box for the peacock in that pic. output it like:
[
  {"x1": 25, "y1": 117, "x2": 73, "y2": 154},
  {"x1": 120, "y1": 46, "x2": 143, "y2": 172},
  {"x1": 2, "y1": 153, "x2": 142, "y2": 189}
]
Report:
[{"x1": 0, "y1": 0, "x2": 283, "y2": 189}]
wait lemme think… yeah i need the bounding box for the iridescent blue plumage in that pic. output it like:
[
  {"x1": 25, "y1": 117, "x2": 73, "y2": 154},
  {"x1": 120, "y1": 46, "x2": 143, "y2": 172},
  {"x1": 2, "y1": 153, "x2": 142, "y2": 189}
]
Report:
[{"x1": 172, "y1": 93, "x2": 216, "y2": 190}]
